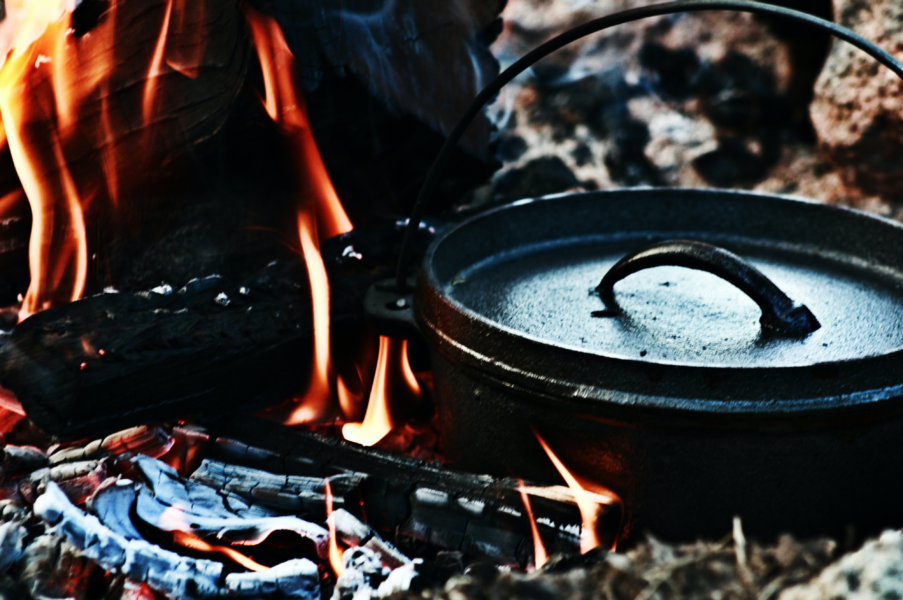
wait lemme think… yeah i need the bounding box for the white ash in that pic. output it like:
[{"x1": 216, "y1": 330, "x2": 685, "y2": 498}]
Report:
[
  {"x1": 332, "y1": 546, "x2": 391, "y2": 600},
  {"x1": 0, "y1": 519, "x2": 27, "y2": 574},
  {"x1": 135, "y1": 483, "x2": 329, "y2": 554},
  {"x1": 34, "y1": 481, "x2": 321, "y2": 600},
  {"x1": 134, "y1": 455, "x2": 279, "y2": 520},
  {"x1": 132, "y1": 456, "x2": 328, "y2": 554},
  {"x1": 89, "y1": 479, "x2": 147, "y2": 541},
  {"x1": 779, "y1": 530, "x2": 903, "y2": 600},
  {"x1": 375, "y1": 560, "x2": 424, "y2": 597},
  {"x1": 225, "y1": 559, "x2": 319, "y2": 598},
  {"x1": 329, "y1": 508, "x2": 410, "y2": 569}
]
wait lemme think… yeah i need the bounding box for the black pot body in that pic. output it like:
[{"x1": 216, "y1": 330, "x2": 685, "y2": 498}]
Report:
[
  {"x1": 414, "y1": 188, "x2": 903, "y2": 542},
  {"x1": 429, "y1": 348, "x2": 903, "y2": 541}
]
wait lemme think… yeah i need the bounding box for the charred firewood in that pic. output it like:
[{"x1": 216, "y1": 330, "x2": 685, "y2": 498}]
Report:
[
  {"x1": 0, "y1": 221, "x2": 439, "y2": 438},
  {"x1": 0, "y1": 260, "x2": 327, "y2": 437},
  {"x1": 190, "y1": 459, "x2": 365, "y2": 521},
  {"x1": 206, "y1": 419, "x2": 593, "y2": 567}
]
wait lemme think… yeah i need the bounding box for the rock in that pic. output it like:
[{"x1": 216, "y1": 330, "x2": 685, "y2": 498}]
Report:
[
  {"x1": 491, "y1": 156, "x2": 583, "y2": 203},
  {"x1": 779, "y1": 529, "x2": 903, "y2": 600},
  {"x1": 810, "y1": 0, "x2": 903, "y2": 199}
]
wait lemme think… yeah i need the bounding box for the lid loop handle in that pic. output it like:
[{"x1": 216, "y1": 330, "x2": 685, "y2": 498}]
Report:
[{"x1": 594, "y1": 240, "x2": 821, "y2": 337}]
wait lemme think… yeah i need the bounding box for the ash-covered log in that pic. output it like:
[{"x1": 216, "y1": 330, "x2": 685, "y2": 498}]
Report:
[{"x1": 205, "y1": 418, "x2": 605, "y2": 567}]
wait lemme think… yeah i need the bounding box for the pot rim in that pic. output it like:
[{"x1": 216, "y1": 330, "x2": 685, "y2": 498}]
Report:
[{"x1": 417, "y1": 188, "x2": 903, "y2": 415}]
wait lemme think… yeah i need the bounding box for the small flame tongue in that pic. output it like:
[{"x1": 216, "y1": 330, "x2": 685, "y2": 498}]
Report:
[
  {"x1": 172, "y1": 530, "x2": 269, "y2": 573},
  {"x1": 242, "y1": 4, "x2": 353, "y2": 240},
  {"x1": 534, "y1": 430, "x2": 622, "y2": 552},
  {"x1": 325, "y1": 480, "x2": 345, "y2": 577},
  {"x1": 342, "y1": 337, "x2": 424, "y2": 447},
  {"x1": 162, "y1": 507, "x2": 269, "y2": 572},
  {"x1": 517, "y1": 479, "x2": 548, "y2": 570}
]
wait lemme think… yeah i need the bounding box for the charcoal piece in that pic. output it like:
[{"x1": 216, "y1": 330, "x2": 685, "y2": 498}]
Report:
[
  {"x1": 207, "y1": 419, "x2": 590, "y2": 567},
  {"x1": 254, "y1": 0, "x2": 505, "y2": 160},
  {"x1": 497, "y1": 136, "x2": 528, "y2": 163},
  {"x1": 190, "y1": 459, "x2": 365, "y2": 521},
  {"x1": 639, "y1": 42, "x2": 701, "y2": 100},
  {"x1": 603, "y1": 118, "x2": 665, "y2": 187}
]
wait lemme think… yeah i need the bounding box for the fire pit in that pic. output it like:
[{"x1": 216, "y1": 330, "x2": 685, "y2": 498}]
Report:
[{"x1": 0, "y1": 0, "x2": 901, "y2": 598}]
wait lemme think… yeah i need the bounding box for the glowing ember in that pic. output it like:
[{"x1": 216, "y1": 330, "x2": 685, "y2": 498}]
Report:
[
  {"x1": 533, "y1": 430, "x2": 620, "y2": 553},
  {"x1": 242, "y1": 4, "x2": 353, "y2": 241},
  {"x1": 173, "y1": 531, "x2": 269, "y2": 573},
  {"x1": 325, "y1": 479, "x2": 345, "y2": 577},
  {"x1": 342, "y1": 337, "x2": 423, "y2": 447},
  {"x1": 518, "y1": 479, "x2": 548, "y2": 570}
]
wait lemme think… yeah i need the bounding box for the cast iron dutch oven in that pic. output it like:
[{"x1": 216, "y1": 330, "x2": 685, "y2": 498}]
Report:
[{"x1": 366, "y1": 0, "x2": 903, "y2": 542}]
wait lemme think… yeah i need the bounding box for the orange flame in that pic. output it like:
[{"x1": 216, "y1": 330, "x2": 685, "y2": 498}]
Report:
[
  {"x1": 0, "y1": 7, "x2": 89, "y2": 317},
  {"x1": 280, "y1": 211, "x2": 335, "y2": 425},
  {"x1": 534, "y1": 430, "x2": 620, "y2": 553},
  {"x1": 173, "y1": 531, "x2": 269, "y2": 572},
  {"x1": 0, "y1": 0, "x2": 230, "y2": 317},
  {"x1": 143, "y1": 0, "x2": 174, "y2": 124},
  {"x1": 517, "y1": 479, "x2": 548, "y2": 570},
  {"x1": 325, "y1": 479, "x2": 345, "y2": 577},
  {"x1": 242, "y1": 4, "x2": 352, "y2": 241},
  {"x1": 342, "y1": 338, "x2": 423, "y2": 447},
  {"x1": 160, "y1": 506, "x2": 268, "y2": 571}
]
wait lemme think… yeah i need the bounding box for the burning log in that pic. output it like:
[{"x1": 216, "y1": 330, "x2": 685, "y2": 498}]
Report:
[
  {"x1": 34, "y1": 481, "x2": 322, "y2": 600},
  {"x1": 0, "y1": 220, "x2": 439, "y2": 437},
  {"x1": 0, "y1": 259, "x2": 348, "y2": 436},
  {"x1": 207, "y1": 420, "x2": 594, "y2": 567}
]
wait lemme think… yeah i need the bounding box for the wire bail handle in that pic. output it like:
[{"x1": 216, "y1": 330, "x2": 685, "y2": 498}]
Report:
[{"x1": 392, "y1": 0, "x2": 903, "y2": 291}]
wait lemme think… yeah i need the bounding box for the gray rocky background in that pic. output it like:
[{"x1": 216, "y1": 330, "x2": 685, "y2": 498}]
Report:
[{"x1": 466, "y1": 0, "x2": 903, "y2": 221}]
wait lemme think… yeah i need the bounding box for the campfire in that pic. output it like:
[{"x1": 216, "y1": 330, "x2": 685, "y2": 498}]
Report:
[{"x1": 1, "y1": 0, "x2": 903, "y2": 598}]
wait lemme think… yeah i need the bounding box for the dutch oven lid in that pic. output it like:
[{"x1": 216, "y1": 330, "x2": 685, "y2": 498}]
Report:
[
  {"x1": 416, "y1": 189, "x2": 903, "y2": 411},
  {"x1": 437, "y1": 192, "x2": 903, "y2": 369}
]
